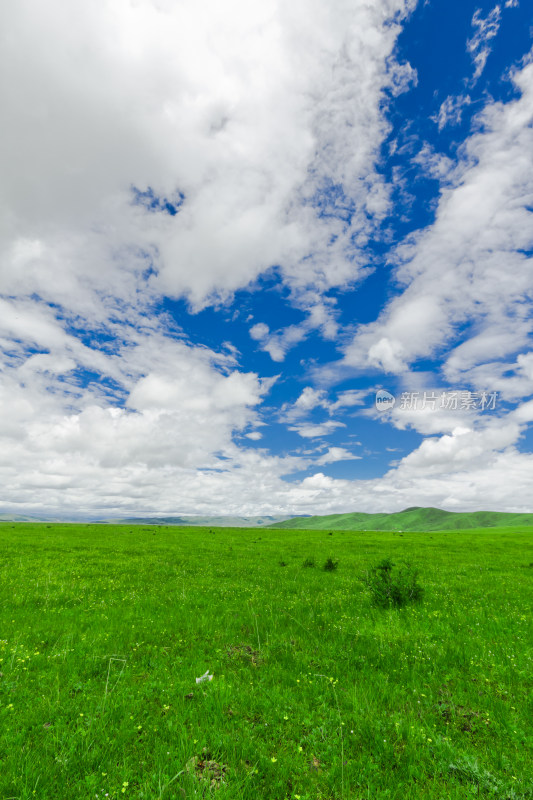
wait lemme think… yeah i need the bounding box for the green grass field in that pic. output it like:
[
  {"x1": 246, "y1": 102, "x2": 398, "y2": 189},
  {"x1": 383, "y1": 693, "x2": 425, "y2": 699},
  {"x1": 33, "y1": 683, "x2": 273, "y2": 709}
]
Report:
[{"x1": 0, "y1": 523, "x2": 531, "y2": 800}]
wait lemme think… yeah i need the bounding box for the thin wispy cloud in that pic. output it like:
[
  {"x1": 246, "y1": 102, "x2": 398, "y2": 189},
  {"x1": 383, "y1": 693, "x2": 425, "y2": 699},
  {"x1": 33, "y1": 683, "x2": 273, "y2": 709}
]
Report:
[
  {"x1": 467, "y1": 5, "x2": 502, "y2": 83},
  {"x1": 433, "y1": 94, "x2": 472, "y2": 131}
]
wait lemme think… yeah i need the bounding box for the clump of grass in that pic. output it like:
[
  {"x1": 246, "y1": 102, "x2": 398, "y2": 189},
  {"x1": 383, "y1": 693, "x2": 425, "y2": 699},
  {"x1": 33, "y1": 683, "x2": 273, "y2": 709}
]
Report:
[
  {"x1": 363, "y1": 557, "x2": 423, "y2": 607},
  {"x1": 323, "y1": 557, "x2": 339, "y2": 572},
  {"x1": 448, "y1": 755, "x2": 500, "y2": 793},
  {"x1": 302, "y1": 557, "x2": 315, "y2": 568}
]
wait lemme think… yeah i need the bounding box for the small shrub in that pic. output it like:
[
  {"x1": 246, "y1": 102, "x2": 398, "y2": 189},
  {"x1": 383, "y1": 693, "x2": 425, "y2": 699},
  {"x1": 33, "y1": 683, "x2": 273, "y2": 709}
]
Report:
[
  {"x1": 302, "y1": 557, "x2": 316, "y2": 568},
  {"x1": 363, "y1": 558, "x2": 423, "y2": 607},
  {"x1": 323, "y1": 557, "x2": 339, "y2": 572}
]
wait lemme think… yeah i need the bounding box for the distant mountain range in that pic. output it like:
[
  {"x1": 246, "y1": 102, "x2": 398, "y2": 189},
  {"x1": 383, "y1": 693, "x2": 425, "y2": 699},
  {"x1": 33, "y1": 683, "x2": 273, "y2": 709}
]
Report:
[
  {"x1": 101, "y1": 515, "x2": 297, "y2": 527},
  {"x1": 0, "y1": 513, "x2": 66, "y2": 523},
  {"x1": 0, "y1": 513, "x2": 299, "y2": 527},
  {"x1": 2, "y1": 507, "x2": 533, "y2": 530},
  {"x1": 267, "y1": 506, "x2": 533, "y2": 531}
]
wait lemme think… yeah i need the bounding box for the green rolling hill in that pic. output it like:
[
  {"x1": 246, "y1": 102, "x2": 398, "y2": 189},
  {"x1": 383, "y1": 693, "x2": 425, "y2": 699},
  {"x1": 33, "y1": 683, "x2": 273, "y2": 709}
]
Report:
[{"x1": 267, "y1": 506, "x2": 533, "y2": 531}]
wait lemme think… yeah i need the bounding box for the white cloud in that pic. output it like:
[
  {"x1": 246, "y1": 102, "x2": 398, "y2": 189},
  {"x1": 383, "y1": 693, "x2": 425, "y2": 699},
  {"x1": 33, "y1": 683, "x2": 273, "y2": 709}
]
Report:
[
  {"x1": 396, "y1": 420, "x2": 518, "y2": 473},
  {"x1": 343, "y1": 58, "x2": 533, "y2": 384},
  {"x1": 245, "y1": 431, "x2": 263, "y2": 441},
  {"x1": 412, "y1": 143, "x2": 453, "y2": 179},
  {"x1": 366, "y1": 336, "x2": 409, "y2": 373},
  {"x1": 0, "y1": 0, "x2": 422, "y2": 517},
  {"x1": 1, "y1": 0, "x2": 532, "y2": 519},
  {"x1": 299, "y1": 473, "x2": 336, "y2": 491},
  {"x1": 253, "y1": 295, "x2": 342, "y2": 361},
  {"x1": 281, "y1": 386, "x2": 368, "y2": 424},
  {"x1": 356, "y1": 398, "x2": 533, "y2": 513},
  {"x1": 443, "y1": 330, "x2": 533, "y2": 401},
  {"x1": 249, "y1": 323, "x2": 270, "y2": 341},
  {"x1": 294, "y1": 387, "x2": 328, "y2": 412},
  {"x1": 374, "y1": 449, "x2": 533, "y2": 513},
  {"x1": 2, "y1": 355, "x2": 533, "y2": 515},
  {"x1": 315, "y1": 446, "x2": 361, "y2": 465},
  {"x1": 433, "y1": 94, "x2": 472, "y2": 131},
  {"x1": 289, "y1": 420, "x2": 346, "y2": 439},
  {"x1": 467, "y1": 5, "x2": 502, "y2": 83},
  {"x1": 0, "y1": 333, "x2": 269, "y2": 473},
  {"x1": 516, "y1": 352, "x2": 533, "y2": 381},
  {"x1": 329, "y1": 389, "x2": 368, "y2": 410},
  {"x1": 279, "y1": 387, "x2": 329, "y2": 423},
  {"x1": 0, "y1": 0, "x2": 417, "y2": 319},
  {"x1": 261, "y1": 325, "x2": 308, "y2": 362}
]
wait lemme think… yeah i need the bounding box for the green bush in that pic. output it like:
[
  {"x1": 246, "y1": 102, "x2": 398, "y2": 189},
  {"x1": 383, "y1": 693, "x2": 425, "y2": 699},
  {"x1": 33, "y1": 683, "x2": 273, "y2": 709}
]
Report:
[
  {"x1": 302, "y1": 557, "x2": 316, "y2": 568},
  {"x1": 323, "y1": 557, "x2": 339, "y2": 572},
  {"x1": 363, "y1": 558, "x2": 423, "y2": 607}
]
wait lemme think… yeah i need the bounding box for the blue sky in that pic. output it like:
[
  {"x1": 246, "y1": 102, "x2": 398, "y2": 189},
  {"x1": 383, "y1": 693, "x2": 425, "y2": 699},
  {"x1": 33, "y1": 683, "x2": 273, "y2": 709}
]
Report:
[{"x1": 1, "y1": 0, "x2": 532, "y2": 517}]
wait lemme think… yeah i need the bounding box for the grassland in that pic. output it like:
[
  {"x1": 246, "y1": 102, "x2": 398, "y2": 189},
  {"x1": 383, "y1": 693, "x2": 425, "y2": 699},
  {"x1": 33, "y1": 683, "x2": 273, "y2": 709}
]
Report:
[
  {"x1": 0, "y1": 523, "x2": 531, "y2": 800},
  {"x1": 268, "y1": 506, "x2": 533, "y2": 531}
]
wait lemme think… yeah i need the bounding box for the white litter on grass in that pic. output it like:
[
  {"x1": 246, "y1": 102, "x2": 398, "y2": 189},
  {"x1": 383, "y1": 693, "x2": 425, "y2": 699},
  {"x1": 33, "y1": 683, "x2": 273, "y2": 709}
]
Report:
[{"x1": 196, "y1": 670, "x2": 214, "y2": 684}]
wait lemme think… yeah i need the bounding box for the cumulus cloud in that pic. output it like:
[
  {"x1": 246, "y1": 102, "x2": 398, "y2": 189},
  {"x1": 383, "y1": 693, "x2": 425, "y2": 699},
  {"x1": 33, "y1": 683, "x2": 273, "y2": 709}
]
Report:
[
  {"x1": 329, "y1": 390, "x2": 368, "y2": 411},
  {"x1": 315, "y1": 446, "x2": 361, "y2": 465},
  {"x1": 1, "y1": 349, "x2": 532, "y2": 516},
  {"x1": 1, "y1": 0, "x2": 532, "y2": 518},
  {"x1": 412, "y1": 143, "x2": 454, "y2": 179},
  {"x1": 289, "y1": 421, "x2": 346, "y2": 439},
  {"x1": 261, "y1": 325, "x2": 309, "y2": 363},
  {"x1": 281, "y1": 387, "x2": 329, "y2": 422},
  {"x1": 0, "y1": 0, "x2": 417, "y2": 315},
  {"x1": 361, "y1": 396, "x2": 533, "y2": 513},
  {"x1": 0, "y1": 0, "x2": 423, "y2": 516},
  {"x1": 294, "y1": 387, "x2": 328, "y2": 412},
  {"x1": 249, "y1": 323, "x2": 270, "y2": 341},
  {"x1": 396, "y1": 421, "x2": 517, "y2": 473},
  {"x1": 343, "y1": 58, "x2": 533, "y2": 389},
  {"x1": 0, "y1": 331, "x2": 269, "y2": 470},
  {"x1": 245, "y1": 431, "x2": 263, "y2": 441}
]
